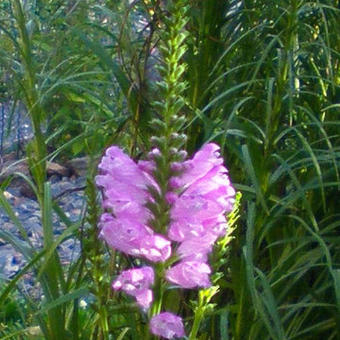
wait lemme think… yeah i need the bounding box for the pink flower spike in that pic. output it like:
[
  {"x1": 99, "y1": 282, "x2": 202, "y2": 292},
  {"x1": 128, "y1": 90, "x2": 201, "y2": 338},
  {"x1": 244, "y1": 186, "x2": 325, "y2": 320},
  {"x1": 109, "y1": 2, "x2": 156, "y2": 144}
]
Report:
[
  {"x1": 166, "y1": 261, "x2": 211, "y2": 289},
  {"x1": 150, "y1": 312, "x2": 185, "y2": 339},
  {"x1": 140, "y1": 235, "x2": 172, "y2": 262}
]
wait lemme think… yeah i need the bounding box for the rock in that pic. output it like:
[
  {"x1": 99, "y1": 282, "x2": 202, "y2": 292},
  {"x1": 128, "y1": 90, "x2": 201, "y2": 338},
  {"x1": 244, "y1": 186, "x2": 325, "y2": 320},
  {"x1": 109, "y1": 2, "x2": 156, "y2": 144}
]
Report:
[
  {"x1": 0, "y1": 159, "x2": 30, "y2": 182},
  {"x1": 2, "y1": 222, "x2": 16, "y2": 234},
  {"x1": 0, "y1": 159, "x2": 71, "y2": 196},
  {"x1": 66, "y1": 157, "x2": 90, "y2": 177},
  {"x1": 49, "y1": 174, "x2": 60, "y2": 183},
  {"x1": 0, "y1": 159, "x2": 35, "y2": 199},
  {"x1": 19, "y1": 181, "x2": 36, "y2": 199},
  {"x1": 51, "y1": 179, "x2": 74, "y2": 197},
  {"x1": 47, "y1": 161, "x2": 72, "y2": 178},
  {"x1": 0, "y1": 244, "x2": 24, "y2": 278},
  {"x1": 0, "y1": 173, "x2": 86, "y2": 290},
  {"x1": 3, "y1": 190, "x2": 14, "y2": 200}
]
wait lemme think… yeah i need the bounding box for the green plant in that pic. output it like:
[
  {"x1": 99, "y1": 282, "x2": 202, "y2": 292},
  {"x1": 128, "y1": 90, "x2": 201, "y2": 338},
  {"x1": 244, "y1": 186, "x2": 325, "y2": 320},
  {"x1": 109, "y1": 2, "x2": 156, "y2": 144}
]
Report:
[{"x1": 0, "y1": 0, "x2": 339, "y2": 339}]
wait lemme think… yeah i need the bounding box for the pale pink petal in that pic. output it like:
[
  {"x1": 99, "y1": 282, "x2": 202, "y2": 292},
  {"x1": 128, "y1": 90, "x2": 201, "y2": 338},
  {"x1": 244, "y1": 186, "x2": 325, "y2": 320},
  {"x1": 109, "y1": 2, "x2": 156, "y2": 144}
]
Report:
[
  {"x1": 99, "y1": 214, "x2": 152, "y2": 256},
  {"x1": 150, "y1": 312, "x2": 185, "y2": 339},
  {"x1": 97, "y1": 146, "x2": 148, "y2": 187},
  {"x1": 135, "y1": 289, "x2": 153, "y2": 309},
  {"x1": 96, "y1": 146, "x2": 158, "y2": 224},
  {"x1": 140, "y1": 235, "x2": 172, "y2": 262},
  {"x1": 112, "y1": 267, "x2": 154, "y2": 309},
  {"x1": 177, "y1": 143, "x2": 223, "y2": 188},
  {"x1": 166, "y1": 261, "x2": 211, "y2": 289},
  {"x1": 177, "y1": 234, "x2": 217, "y2": 261}
]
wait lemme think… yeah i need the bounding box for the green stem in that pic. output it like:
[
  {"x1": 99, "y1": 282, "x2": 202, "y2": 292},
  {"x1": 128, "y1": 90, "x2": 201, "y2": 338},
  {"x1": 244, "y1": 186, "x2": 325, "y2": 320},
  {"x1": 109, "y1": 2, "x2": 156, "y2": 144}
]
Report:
[
  {"x1": 189, "y1": 306, "x2": 204, "y2": 340},
  {"x1": 146, "y1": 263, "x2": 166, "y2": 339},
  {"x1": 13, "y1": 2, "x2": 65, "y2": 340},
  {"x1": 189, "y1": 288, "x2": 218, "y2": 340},
  {"x1": 149, "y1": 264, "x2": 165, "y2": 316},
  {"x1": 13, "y1": 0, "x2": 46, "y2": 201}
]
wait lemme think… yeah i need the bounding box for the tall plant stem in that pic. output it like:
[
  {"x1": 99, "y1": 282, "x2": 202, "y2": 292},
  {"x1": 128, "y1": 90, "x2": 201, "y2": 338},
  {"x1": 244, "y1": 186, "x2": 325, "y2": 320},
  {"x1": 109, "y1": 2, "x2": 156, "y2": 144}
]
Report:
[
  {"x1": 145, "y1": 0, "x2": 189, "y2": 326},
  {"x1": 189, "y1": 308, "x2": 204, "y2": 340},
  {"x1": 12, "y1": 0, "x2": 46, "y2": 201},
  {"x1": 12, "y1": 2, "x2": 65, "y2": 339}
]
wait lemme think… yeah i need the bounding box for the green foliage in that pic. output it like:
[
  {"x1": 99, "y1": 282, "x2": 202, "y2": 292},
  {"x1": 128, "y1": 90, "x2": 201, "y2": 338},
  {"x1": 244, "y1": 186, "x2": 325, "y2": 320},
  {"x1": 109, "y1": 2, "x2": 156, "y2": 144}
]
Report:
[
  {"x1": 0, "y1": 0, "x2": 339, "y2": 339},
  {"x1": 182, "y1": 1, "x2": 340, "y2": 339}
]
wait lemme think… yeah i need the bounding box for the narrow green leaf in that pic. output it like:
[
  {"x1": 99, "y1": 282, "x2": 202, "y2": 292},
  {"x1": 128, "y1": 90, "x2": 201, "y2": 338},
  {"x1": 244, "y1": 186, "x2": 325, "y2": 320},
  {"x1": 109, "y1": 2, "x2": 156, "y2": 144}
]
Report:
[
  {"x1": 35, "y1": 287, "x2": 89, "y2": 316},
  {"x1": 37, "y1": 221, "x2": 80, "y2": 280},
  {"x1": 0, "y1": 190, "x2": 30, "y2": 243},
  {"x1": 241, "y1": 145, "x2": 269, "y2": 214}
]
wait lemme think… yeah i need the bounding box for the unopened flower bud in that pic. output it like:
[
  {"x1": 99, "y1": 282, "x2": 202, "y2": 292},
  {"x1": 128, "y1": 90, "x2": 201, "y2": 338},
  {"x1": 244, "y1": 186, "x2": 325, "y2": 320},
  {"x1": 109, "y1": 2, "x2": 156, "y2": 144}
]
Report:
[
  {"x1": 170, "y1": 114, "x2": 179, "y2": 122},
  {"x1": 170, "y1": 132, "x2": 187, "y2": 146},
  {"x1": 148, "y1": 148, "x2": 162, "y2": 159},
  {"x1": 169, "y1": 147, "x2": 179, "y2": 155},
  {"x1": 178, "y1": 150, "x2": 187, "y2": 160},
  {"x1": 171, "y1": 132, "x2": 179, "y2": 139},
  {"x1": 169, "y1": 177, "x2": 181, "y2": 189},
  {"x1": 179, "y1": 133, "x2": 187, "y2": 142},
  {"x1": 150, "y1": 136, "x2": 166, "y2": 148},
  {"x1": 166, "y1": 192, "x2": 178, "y2": 204},
  {"x1": 150, "y1": 118, "x2": 166, "y2": 131},
  {"x1": 170, "y1": 115, "x2": 186, "y2": 126},
  {"x1": 171, "y1": 162, "x2": 183, "y2": 172}
]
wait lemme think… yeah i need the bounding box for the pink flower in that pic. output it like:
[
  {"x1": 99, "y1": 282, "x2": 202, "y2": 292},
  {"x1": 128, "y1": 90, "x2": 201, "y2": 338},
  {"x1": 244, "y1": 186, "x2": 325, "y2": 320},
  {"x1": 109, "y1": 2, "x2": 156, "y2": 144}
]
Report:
[
  {"x1": 99, "y1": 213, "x2": 152, "y2": 257},
  {"x1": 150, "y1": 312, "x2": 185, "y2": 339},
  {"x1": 97, "y1": 146, "x2": 149, "y2": 186},
  {"x1": 177, "y1": 143, "x2": 223, "y2": 188},
  {"x1": 177, "y1": 233, "x2": 218, "y2": 262},
  {"x1": 96, "y1": 146, "x2": 155, "y2": 224},
  {"x1": 140, "y1": 235, "x2": 172, "y2": 262},
  {"x1": 97, "y1": 146, "x2": 172, "y2": 262},
  {"x1": 168, "y1": 143, "x2": 235, "y2": 243},
  {"x1": 99, "y1": 214, "x2": 172, "y2": 262},
  {"x1": 112, "y1": 267, "x2": 154, "y2": 309},
  {"x1": 166, "y1": 261, "x2": 211, "y2": 289},
  {"x1": 169, "y1": 215, "x2": 228, "y2": 243}
]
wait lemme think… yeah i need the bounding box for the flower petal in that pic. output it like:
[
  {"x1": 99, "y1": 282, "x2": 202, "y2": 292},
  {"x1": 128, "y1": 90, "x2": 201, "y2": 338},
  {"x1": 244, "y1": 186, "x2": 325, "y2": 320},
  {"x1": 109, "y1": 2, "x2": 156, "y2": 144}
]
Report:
[
  {"x1": 166, "y1": 261, "x2": 211, "y2": 289},
  {"x1": 99, "y1": 214, "x2": 152, "y2": 256},
  {"x1": 140, "y1": 235, "x2": 172, "y2": 262},
  {"x1": 112, "y1": 267, "x2": 154, "y2": 309},
  {"x1": 150, "y1": 312, "x2": 185, "y2": 339}
]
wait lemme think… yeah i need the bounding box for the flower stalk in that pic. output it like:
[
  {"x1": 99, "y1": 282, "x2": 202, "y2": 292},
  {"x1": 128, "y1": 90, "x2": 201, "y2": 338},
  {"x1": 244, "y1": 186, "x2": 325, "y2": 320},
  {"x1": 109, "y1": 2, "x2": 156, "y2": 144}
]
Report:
[
  {"x1": 146, "y1": 0, "x2": 189, "y2": 321},
  {"x1": 95, "y1": 1, "x2": 235, "y2": 339}
]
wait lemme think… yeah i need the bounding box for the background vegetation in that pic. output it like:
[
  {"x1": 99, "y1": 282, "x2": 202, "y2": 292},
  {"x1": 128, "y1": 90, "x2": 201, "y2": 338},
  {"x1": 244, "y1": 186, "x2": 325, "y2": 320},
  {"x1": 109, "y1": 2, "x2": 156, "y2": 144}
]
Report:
[{"x1": 0, "y1": 0, "x2": 339, "y2": 339}]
